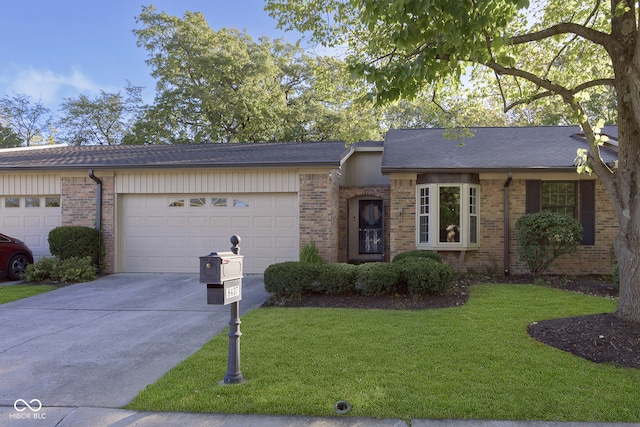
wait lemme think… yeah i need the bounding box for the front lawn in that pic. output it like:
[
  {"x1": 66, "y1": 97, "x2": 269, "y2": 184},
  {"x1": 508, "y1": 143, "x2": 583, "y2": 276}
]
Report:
[
  {"x1": 0, "y1": 284, "x2": 58, "y2": 304},
  {"x1": 127, "y1": 284, "x2": 639, "y2": 422}
]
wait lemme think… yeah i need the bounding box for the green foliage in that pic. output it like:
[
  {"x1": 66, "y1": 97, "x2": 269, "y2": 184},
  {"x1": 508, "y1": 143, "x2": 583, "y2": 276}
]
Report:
[
  {"x1": 48, "y1": 226, "x2": 100, "y2": 266},
  {"x1": 264, "y1": 261, "x2": 320, "y2": 297},
  {"x1": 356, "y1": 262, "x2": 400, "y2": 296},
  {"x1": 392, "y1": 249, "x2": 442, "y2": 264},
  {"x1": 57, "y1": 83, "x2": 143, "y2": 146},
  {"x1": 0, "y1": 94, "x2": 53, "y2": 146},
  {"x1": 22, "y1": 256, "x2": 97, "y2": 284},
  {"x1": 299, "y1": 241, "x2": 325, "y2": 264},
  {"x1": 132, "y1": 6, "x2": 382, "y2": 144},
  {"x1": 396, "y1": 258, "x2": 454, "y2": 295},
  {"x1": 515, "y1": 212, "x2": 583, "y2": 277},
  {"x1": 317, "y1": 263, "x2": 357, "y2": 294}
]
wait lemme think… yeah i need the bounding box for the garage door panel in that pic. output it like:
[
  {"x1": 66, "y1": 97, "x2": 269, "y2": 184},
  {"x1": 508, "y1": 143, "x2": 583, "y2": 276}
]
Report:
[
  {"x1": 146, "y1": 216, "x2": 165, "y2": 227},
  {"x1": 24, "y1": 216, "x2": 42, "y2": 227},
  {"x1": 275, "y1": 237, "x2": 295, "y2": 249},
  {"x1": 187, "y1": 216, "x2": 206, "y2": 227},
  {"x1": 167, "y1": 217, "x2": 187, "y2": 227},
  {"x1": 121, "y1": 194, "x2": 298, "y2": 274}
]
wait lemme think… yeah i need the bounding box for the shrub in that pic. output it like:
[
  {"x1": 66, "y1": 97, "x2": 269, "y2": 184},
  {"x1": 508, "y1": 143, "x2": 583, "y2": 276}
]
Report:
[
  {"x1": 392, "y1": 250, "x2": 443, "y2": 264},
  {"x1": 515, "y1": 212, "x2": 583, "y2": 277},
  {"x1": 21, "y1": 257, "x2": 58, "y2": 282},
  {"x1": 48, "y1": 226, "x2": 100, "y2": 266},
  {"x1": 356, "y1": 262, "x2": 401, "y2": 296},
  {"x1": 317, "y1": 263, "x2": 358, "y2": 294},
  {"x1": 22, "y1": 256, "x2": 97, "y2": 284},
  {"x1": 396, "y1": 258, "x2": 453, "y2": 295},
  {"x1": 300, "y1": 241, "x2": 324, "y2": 264},
  {"x1": 264, "y1": 261, "x2": 320, "y2": 297}
]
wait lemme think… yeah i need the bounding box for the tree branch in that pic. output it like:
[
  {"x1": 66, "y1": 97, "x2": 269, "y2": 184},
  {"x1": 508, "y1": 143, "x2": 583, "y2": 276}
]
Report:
[
  {"x1": 502, "y1": 78, "x2": 616, "y2": 112},
  {"x1": 511, "y1": 22, "x2": 620, "y2": 54}
]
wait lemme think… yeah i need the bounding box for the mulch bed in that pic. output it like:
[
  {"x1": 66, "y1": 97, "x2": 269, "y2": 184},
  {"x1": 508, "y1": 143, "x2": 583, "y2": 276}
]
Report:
[{"x1": 262, "y1": 275, "x2": 640, "y2": 369}]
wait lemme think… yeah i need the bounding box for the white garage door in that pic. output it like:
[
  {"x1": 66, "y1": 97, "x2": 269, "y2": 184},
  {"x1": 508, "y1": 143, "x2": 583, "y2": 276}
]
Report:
[
  {"x1": 0, "y1": 196, "x2": 61, "y2": 261},
  {"x1": 120, "y1": 193, "x2": 298, "y2": 274}
]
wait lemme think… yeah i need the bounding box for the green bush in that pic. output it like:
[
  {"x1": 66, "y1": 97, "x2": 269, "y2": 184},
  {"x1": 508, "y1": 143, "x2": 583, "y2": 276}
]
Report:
[
  {"x1": 22, "y1": 256, "x2": 97, "y2": 284},
  {"x1": 300, "y1": 241, "x2": 325, "y2": 264},
  {"x1": 317, "y1": 263, "x2": 358, "y2": 294},
  {"x1": 392, "y1": 250, "x2": 443, "y2": 264},
  {"x1": 356, "y1": 262, "x2": 401, "y2": 296},
  {"x1": 515, "y1": 212, "x2": 583, "y2": 277},
  {"x1": 264, "y1": 261, "x2": 320, "y2": 297},
  {"x1": 48, "y1": 226, "x2": 100, "y2": 266},
  {"x1": 21, "y1": 257, "x2": 58, "y2": 282},
  {"x1": 396, "y1": 258, "x2": 453, "y2": 295}
]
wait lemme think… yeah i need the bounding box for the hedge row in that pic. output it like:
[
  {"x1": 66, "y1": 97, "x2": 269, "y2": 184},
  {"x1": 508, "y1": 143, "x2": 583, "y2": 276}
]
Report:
[{"x1": 264, "y1": 251, "x2": 453, "y2": 298}]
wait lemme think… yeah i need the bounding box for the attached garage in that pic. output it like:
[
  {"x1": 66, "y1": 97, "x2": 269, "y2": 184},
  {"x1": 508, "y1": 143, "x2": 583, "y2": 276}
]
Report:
[
  {"x1": 0, "y1": 142, "x2": 349, "y2": 275},
  {"x1": 120, "y1": 193, "x2": 298, "y2": 274}
]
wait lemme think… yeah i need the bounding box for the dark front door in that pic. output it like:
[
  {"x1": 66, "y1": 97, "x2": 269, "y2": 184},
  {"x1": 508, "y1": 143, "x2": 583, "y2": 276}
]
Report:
[{"x1": 359, "y1": 200, "x2": 383, "y2": 254}]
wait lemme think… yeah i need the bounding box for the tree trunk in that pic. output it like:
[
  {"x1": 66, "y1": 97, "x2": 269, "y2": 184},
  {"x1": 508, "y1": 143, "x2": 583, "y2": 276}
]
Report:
[{"x1": 615, "y1": 234, "x2": 640, "y2": 322}]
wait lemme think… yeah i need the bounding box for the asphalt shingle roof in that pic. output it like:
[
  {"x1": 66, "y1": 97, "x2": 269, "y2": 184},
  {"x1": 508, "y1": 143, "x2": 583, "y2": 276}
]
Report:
[
  {"x1": 382, "y1": 126, "x2": 619, "y2": 172},
  {"x1": 0, "y1": 141, "x2": 351, "y2": 170}
]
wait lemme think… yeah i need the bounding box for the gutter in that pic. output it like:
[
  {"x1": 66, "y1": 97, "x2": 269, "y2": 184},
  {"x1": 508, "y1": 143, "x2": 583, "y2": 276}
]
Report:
[
  {"x1": 88, "y1": 170, "x2": 102, "y2": 271},
  {"x1": 503, "y1": 172, "x2": 513, "y2": 276}
]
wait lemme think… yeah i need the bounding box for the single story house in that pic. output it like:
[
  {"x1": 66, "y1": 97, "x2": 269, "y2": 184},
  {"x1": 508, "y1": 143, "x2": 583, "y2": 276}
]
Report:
[{"x1": 0, "y1": 126, "x2": 619, "y2": 276}]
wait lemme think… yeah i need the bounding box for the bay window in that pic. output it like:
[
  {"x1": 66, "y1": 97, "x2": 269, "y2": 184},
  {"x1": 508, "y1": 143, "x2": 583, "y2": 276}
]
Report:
[{"x1": 416, "y1": 177, "x2": 480, "y2": 250}]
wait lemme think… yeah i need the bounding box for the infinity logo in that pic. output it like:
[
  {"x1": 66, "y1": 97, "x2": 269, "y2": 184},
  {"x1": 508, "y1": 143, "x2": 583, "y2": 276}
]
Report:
[{"x1": 14, "y1": 399, "x2": 42, "y2": 412}]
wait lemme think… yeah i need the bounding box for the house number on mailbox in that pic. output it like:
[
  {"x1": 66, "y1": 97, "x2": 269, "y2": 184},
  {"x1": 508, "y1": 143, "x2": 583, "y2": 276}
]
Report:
[{"x1": 226, "y1": 285, "x2": 240, "y2": 299}]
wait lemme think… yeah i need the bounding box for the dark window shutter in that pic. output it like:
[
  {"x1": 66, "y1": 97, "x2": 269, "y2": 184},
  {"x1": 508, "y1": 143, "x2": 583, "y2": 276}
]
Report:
[
  {"x1": 580, "y1": 180, "x2": 596, "y2": 245},
  {"x1": 525, "y1": 180, "x2": 541, "y2": 213}
]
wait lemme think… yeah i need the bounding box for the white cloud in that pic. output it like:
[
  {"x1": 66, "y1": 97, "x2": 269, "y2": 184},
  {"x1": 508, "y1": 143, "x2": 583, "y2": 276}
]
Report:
[{"x1": 2, "y1": 66, "x2": 117, "y2": 109}]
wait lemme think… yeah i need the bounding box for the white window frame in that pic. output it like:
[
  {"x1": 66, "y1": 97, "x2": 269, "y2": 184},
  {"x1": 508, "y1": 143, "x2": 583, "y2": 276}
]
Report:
[{"x1": 415, "y1": 183, "x2": 480, "y2": 250}]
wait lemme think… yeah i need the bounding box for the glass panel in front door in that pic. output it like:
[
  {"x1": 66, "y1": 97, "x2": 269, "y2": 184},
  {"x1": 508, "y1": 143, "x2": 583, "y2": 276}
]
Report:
[{"x1": 359, "y1": 200, "x2": 383, "y2": 254}]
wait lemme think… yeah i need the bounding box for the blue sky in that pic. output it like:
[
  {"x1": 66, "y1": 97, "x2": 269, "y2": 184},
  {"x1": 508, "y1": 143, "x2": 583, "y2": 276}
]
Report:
[{"x1": 0, "y1": 1, "x2": 302, "y2": 111}]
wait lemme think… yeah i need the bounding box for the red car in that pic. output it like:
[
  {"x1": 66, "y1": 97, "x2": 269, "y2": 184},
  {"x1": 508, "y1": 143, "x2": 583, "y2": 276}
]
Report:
[{"x1": 0, "y1": 233, "x2": 33, "y2": 280}]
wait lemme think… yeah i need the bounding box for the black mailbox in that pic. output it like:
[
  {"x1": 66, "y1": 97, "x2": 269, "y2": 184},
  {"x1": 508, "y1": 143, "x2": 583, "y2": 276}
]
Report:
[
  {"x1": 199, "y1": 252, "x2": 243, "y2": 284},
  {"x1": 207, "y1": 279, "x2": 242, "y2": 305}
]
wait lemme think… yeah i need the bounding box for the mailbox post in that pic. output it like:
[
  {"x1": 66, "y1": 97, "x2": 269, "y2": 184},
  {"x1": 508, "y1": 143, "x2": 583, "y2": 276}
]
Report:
[{"x1": 199, "y1": 235, "x2": 246, "y2": 384}]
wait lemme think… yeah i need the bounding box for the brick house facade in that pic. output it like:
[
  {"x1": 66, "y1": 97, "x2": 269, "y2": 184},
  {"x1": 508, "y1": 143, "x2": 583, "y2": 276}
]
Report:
[{"x1": 0, "y1": 127, "x2": 620, "y2": 277}]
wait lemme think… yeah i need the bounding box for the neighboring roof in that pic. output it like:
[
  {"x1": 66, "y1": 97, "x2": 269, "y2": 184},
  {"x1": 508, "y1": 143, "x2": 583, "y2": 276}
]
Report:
[
  {"x1": 382, "y1": 126, "x2": 619, "y2": 173},
  {"x1": 0, "y1": 141, "x2": 351, "y2": 171}
]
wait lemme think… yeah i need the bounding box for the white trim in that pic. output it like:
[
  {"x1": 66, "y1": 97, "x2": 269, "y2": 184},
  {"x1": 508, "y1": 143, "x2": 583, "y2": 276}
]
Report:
[{"x1": 415, "y1": 183, "x2": 480, "y2": 251}]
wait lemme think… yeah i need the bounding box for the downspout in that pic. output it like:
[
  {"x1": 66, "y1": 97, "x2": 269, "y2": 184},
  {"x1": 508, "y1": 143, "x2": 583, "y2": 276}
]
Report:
[
  {"x1": 503, "y1": 172, "x2": 513, "y2": 276},
  {"x1": 88, "y1": 170, "x2": 102, "y2": 271}
]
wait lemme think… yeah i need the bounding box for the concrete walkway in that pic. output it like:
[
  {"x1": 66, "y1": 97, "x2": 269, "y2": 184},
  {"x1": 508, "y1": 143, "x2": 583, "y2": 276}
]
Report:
[{"x1": 1, "y1": 274, "x2": 638, "y2": 427}]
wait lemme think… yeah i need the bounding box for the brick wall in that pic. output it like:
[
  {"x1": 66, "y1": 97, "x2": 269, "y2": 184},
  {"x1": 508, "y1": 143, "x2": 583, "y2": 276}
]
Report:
[
  {"x1": 338, "y1": 186, "x2": 391, "y2": 262},
  {"x1": 299, "y1": 170, "x2": 341, "y2": 263},
  {"x1": 60, "y1": 175, "x2": 115, "y2": 273},
  {"x1": 387, "y1": 174, "x2": 617, "y2": 276},
  {"x1": 389, "y1": 175, "x2": 417, "y2": 260}
]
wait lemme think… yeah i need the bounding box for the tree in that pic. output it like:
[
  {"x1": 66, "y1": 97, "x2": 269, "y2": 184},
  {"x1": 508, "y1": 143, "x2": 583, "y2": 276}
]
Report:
[
  {"x1": 132, "y1": 6, "x2": 382, "y2": 144},
  {"x1": 0, "y1": 124, "x2": 22, "y2": 148},
  {"x1": 57, "y1": 83, "x2": 143, "y2": 146},
  {"x1": 0, "y1": 94, "x2": 53, "y2": 146},
  {"x1": 267, "y1": 0, "x2": 640, "y2": 322}
]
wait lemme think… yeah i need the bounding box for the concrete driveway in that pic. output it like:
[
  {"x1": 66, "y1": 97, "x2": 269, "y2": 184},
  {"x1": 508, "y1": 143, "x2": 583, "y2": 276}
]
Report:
[{"x1": 0, "y1": 273, "x2": 269, "y2": 408}]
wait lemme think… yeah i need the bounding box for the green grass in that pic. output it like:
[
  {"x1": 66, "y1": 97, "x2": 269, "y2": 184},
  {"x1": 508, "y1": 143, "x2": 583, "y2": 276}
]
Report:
[
  {"x1": 127, "y1": 284, "x2": 639, "y2": 422},
  {"x1": 0, "y1": 283, "x2": 58, "y2": 304}
]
